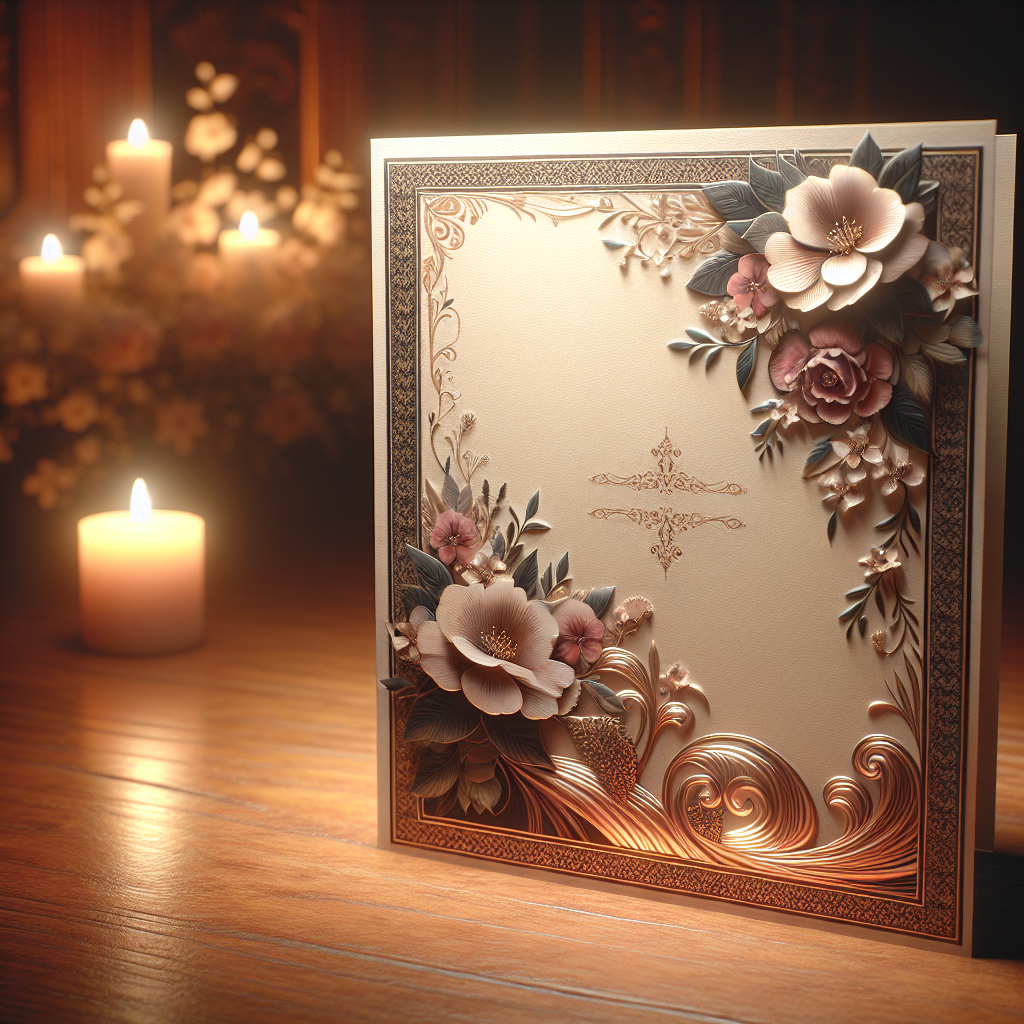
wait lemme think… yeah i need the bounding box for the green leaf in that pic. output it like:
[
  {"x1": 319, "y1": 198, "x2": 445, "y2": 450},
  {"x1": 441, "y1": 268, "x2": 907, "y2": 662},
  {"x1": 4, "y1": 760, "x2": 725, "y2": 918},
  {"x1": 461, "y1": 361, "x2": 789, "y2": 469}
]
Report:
[
  {"x1": 726, "y1": 218, "x2": 755, "y2": 236},
  {"x1": 411, "y1": 745, "x2": 460, "y2": 798},
  {"x1": 705, "y1": 346, "x2": 722, "y2": 368},
  {"x1": 583, "y1": 585, "x2": 615, "y2": 618},
  {"x1": 484, "y1": 715, "x2": 554, "y2": 768},
  {"x1": 776, "y1": 154, "x2": 806, "y2": 191},
  {"x1": 668, "y1": 338, "x2": 699, "y2": 351},
  {"x1": 861, "y1": 283, "x2": 904, "y2": 344},
  {"x1": 405, "y1": 543, "x2": 454, "y2": 600},
  {"x1": 858, "y1": 615, "x2": 868, "y2": 637},
  {"x1": 556, "y1": 550, "x2": 569, "y2": 583},
  {"x1": 687, "y1": 252, "x2": 742, "y2": 296},
  {"x1": 908, "y1": 501, "x2": 921, "y2": 535},
  {"x1": 685, "y1": 327, "x2": 721, "y2": 344},
  {"x1": 915, "y1": 179, "x2": 940, "y2": 216},
  {"x1": 845, "y1": 585, "x2": 871, "y2": 598},
  {"x1": 381, "y1": 677, "x2": 414, "y2": 692},
  {"x1": 540, "y1": 561, "x2": 553, "y2": 598},
  {"x1": 401, "y1": 584, "x2": 437, "y2": 616},
  {"x1": 838, "y1": 600, "x2": 861, "y2": 623},
  {"x1": 880, "y1": 384, "x2": 931, "y2": 453},
  {"x1": 520, "y1": 520, "x2": 551, "y2": 533},
  {"x1": 748, "y1": 158, "x2": 787, "y2": 212},
  {"x1": 878, "y1": 143, "x2": 923, "y2": 204},
  {"x1": 875, "y1": 588, "x2": 886, "y2": 617},
  {"x1": 949, "y1": 315, "x2": 983, "y2": 349},
  {"x1": 512, "y1": 549, "x2": 539, "y2": 595},
  {"x1": 849, "y1": 130, "x2": 884, "y2": 179},
  {"x1": 742, "y1": 212, "x2": 789, "y2": 254},
  {"x1": 525, "y1": 490, "x2": 540, "y2": 522},
  {"x1": 736, "y1": 339, "x2": 757, "y2": 391},
  {"x1": 751, "y1": 418, "x2": 772, "y2": 437},
  {"x1": 602, "y1": 238, "x2": 627, "y2": 249},
  {"x1": 703, "y1": 179, "x2": 765, "y2": 219},
  {"x1": 405, "y1": 689, "x2": 481, "y2": 744},
  {"x1": 582, "y1": 678, "x2": 626, "y2": 714},
  {"x1": 827, "y1": 509, "x2": 837, "y2": 544}
]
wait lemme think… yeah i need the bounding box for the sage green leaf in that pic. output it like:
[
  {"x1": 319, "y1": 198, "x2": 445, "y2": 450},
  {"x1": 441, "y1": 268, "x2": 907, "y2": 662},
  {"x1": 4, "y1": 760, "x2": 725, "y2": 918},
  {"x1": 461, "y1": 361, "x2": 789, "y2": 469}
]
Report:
[
  {"x1": 525, "y1": 490, "x2": 540, "y2": 522},
  {"x1": 949, "y1": 315, "x2": 983, "y2": 349},
  {"x1": 520, "y1": 520, "x2": 551, "y2": 533},
  {"x1": 583, "y1": 678, "x2": 626, "y2": 714},
  {"x1": 442, "y1": 472, "x2": 459, "y2": 510},
  {"x1": 687, "y1": 251, "x2": 742, "y2": 296},
  {"x1": 849, "y1": 130, "x2": 884, "y2": 179},
  {"x1": 602, "y1": 238, "x2": 627, "y2": 249},
  {"x1": 512, "y1": 549, "x2": 539, "y2": 595},
  {"x1": 583, "y1": 585, "x2": 615, "y2": 618},
  {"x1": 748, "y1": 158, "x2": 787, "y2": 212},
  {"x1": 556, "y1": 551, "x2": 569, "y2": 583},
  {"x1": 404, "y1": 543, "x2": 454, "y2": 599},
  {"x1": 702, "y1": 180, "x2": 765, "y2": 220},
  {"x1": 776, "y1": 154, "x2": 806, "y2": 191},
  {"x1": 804, "y1": 435, "x2": 836, "y2": 472},
  {"x1": 742, "y1": 212, "x2": 789, "y2": 254},
  {"x1": 878, "y1": 143, "x2": 923, "y2": 204},
  {"x1": 401, "y1": 584, "x2": 437, "y2": 616},
  {"x1": 736, "y1": 339, "x2": 757, "y2": 391},
  {"x1": 880, "y1": 384, "x2": 931, "y2": 453}
]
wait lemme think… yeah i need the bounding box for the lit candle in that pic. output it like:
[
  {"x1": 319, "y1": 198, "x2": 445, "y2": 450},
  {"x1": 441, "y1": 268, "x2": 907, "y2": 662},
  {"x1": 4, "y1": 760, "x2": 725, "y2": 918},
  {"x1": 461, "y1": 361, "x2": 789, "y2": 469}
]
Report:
[
  {"x1": 19, "y1": 234, "x2": 85, "y2": 321},
  {"x1": 218, "y1": 210, "x2": 280, "y2": 287},
  {"x1": 78, "y1": 479, "x2": 205, "y2": 655},
  {"x1": 106, "y1": 119, "x2": 173, "y2": 257}
]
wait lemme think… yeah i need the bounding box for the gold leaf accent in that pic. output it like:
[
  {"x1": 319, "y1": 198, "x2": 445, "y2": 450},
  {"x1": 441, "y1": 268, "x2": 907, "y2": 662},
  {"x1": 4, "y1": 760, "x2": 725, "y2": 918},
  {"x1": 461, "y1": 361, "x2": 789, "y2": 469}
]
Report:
[{"x1": 562, "y1": 716, "x2": 638, "y2": 803}]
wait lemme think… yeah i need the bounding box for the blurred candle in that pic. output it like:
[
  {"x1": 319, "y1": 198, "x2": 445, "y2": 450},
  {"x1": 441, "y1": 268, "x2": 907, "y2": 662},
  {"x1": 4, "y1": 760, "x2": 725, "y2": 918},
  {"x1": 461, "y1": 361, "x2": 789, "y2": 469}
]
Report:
[
  {"x1": 78, "y1": 479, "x2": 205, "y2": 655},
  {"x1": 106, "y1": 119, "x2": 172, "y2": 257},
  {"x1": 19, "y1": 234, "x2": 85, "y2": 321},
  {"x1": 218, "y1": 210, "x2": 279, "y2": 286}
]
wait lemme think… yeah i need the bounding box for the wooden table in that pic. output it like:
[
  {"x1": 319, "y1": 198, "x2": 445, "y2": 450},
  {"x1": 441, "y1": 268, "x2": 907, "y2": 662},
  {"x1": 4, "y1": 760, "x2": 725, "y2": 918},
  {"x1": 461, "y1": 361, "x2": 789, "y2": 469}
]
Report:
[{"x1": 2, "y1": 553, "x2": 1021, "y2": 1024}]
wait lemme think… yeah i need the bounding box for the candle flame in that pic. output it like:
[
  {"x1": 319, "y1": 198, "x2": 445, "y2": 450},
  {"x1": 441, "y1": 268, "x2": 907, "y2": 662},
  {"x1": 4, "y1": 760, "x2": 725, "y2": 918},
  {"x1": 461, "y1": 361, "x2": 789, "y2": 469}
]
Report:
[
  {"x1": 128, "y1": 118, "x2": 149, "y2": 147},
  {"x1": 130, "y1": 478, "x2": 152, "y2": 522},
  {"x1": 239, "y1": 210, "x2": 258, "y2": 242},
  {"x1": 41, "y1": 234, "x2": 63, "y2": 263}
]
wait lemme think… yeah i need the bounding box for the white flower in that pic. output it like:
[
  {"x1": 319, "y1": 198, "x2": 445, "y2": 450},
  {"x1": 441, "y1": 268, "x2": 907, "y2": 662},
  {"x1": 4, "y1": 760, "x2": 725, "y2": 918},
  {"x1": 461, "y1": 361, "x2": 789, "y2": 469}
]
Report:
[
  {"x1": 830, "y1": 424, "x2": 885, "y2": 482},
  {"x1": 184, "y1": 112, "x2": 237, "y2": 162},
  {"x1": 208, "y1": 73, "x2": 239, "y2": 103},
  {"x1": 198, "y1": 171, "x2": 237, "y2": 207},
  {"x1": 872, "y1": 446, "x2": 926, "y2": 495},
  {"x1": 820, "y1": 471, "x2": 864, "y2": 513},
  {"x1": 186, "y1": 87, "x2": 213, "y2": 111}
]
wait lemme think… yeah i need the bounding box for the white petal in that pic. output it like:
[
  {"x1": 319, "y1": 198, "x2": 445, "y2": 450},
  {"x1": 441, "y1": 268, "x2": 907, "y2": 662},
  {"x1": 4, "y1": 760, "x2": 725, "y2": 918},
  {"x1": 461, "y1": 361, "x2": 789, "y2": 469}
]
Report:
[
  {"x1": 765, "y1": 234, "x2": 828, "y2": 293},
  {"x1": 462, "y1": 666, "x2": 523, "y2": 715},
  {"x1": 821, "y1": 250, "x2": 867, "y2": 286},
  {"x1": 520, "y1": 689, "x2": 559, "y2": 720},
  {"x1": 826, "y1": 257, "x2": 883, "y2": 310}
]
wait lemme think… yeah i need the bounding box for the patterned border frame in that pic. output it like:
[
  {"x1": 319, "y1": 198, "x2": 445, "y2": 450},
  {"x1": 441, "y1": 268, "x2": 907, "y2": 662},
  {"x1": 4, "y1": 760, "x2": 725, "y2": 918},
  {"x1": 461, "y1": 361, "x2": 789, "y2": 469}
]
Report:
[{"x1": 382, "y1": 149, "x2": 979, "y2": 942}]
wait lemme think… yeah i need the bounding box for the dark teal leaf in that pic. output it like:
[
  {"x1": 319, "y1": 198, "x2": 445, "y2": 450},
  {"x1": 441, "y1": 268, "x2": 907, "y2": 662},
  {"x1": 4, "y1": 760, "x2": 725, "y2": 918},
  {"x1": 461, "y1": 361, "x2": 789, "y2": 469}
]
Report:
[
  {"x1": 751, "y1": 418, "x2": 772, "y2": 437},
  {"x1": 776, "y1": 154, "x2": 806, "y2": 191},
  {"x1": 858, "y1": 615, "x2": 868, "y2": 637},
  {"x1": 442, "y1": 472, "x2": 459, "y2": 510},
  {"x1": 411, "y1": 745, "x2": 460, "y2": 797},
  {"x1": 402, "y1": 584, "x2": 437, "y2": 616},
  {"x1": 949, "y1": 315, "x2": 983, "y2": 349},
  {"x1": 908, "y1": 501, "x2": 921, "y2": 535},
  {"x1": 405, "y1": 543, "x2": 454, "y2": 599},
  {"x1": 736, "y1": 339, "x2": 757, "y2": 391},
  {"x1": 878, "y1": 143, "x2": 923, "y2": 204},
  {"x1": 512, "y1": 548, "x2": 539, "y2": 595},
  {"x1": 805, "y1": 435, "x2": 836, "y2": 470},
  {"x1": 405, "y1": 689, "x2": 481, "y2": 744},
  {"x1": 582, "y1": 678, "x2": 626, "y2": 714},
  {"x1": 381, "y1": 677, "x2": 414, "y2": 692},
  {"x1": 520, "y1": 520, "x2": 551, "y2": 533},
  {"x1": 748, "y1": 158, "x2": 787, "y2": 212},
  {"x1": 742, "y1": 212, "x2": 789, "y2": 254},
  {"x1": 845, "y1": 585, "x2": 872, "y2": 598},
  {"x1": 484, "y1": 715, "x2": 554, "y2": 768},
  {"x1": 686, "y1": 251, "x2": 742, "y2": 296},
  {"x1": 880, "y1": 384, "x2": 931, "y2": 453},
  {"x1": 891, "y1": 275, "x2": 935, "y2": 317},
  {"x1": 726, "y1": 219, "x2": 755, "y2": 236},
  {"x1": 525, "y1": 490, "x2": 540, "y2": 521},
  {"x1": 540, "y1": 561, "x2": 553, "y2": 597},
  {"x1": 584, "y1": 585, "x2": 615, "y2": 618},
  {"x1": 705, "y1": 346, "x2": 722, "y2": 368},
  {"x1": 849, "y1": 130, "x2": 884, "y2": 179},
  {"x1": 861, "y1": 283, "x2": 904, "y2": 344},
  {"x1": 838, "y1": 600, "x2": 861, "y2": 623},
  {"x1": 702, "y1": 180, "x2": 765, "y2": 220},
  {"x1": 556, "y1": 550, "x2": 569, "y2": 583},
  {"x1": 915, "y1": 179, "x2": 940, "y2": 216},
  {"x1": 875, "y1": 588, "x2": 886, "y2": 617},
  {"x1": 491, "y1": 529, "x2": 505, "y2": 560},
  {"x1": 750, "y1": 400, "x2": 777, "y2": 413},
  {"x1": 827, "y1": 509, "x2": 838, "y2": 544},
  {"x1": 685, "y1": 327, "x2": 721, "y2": 344}
]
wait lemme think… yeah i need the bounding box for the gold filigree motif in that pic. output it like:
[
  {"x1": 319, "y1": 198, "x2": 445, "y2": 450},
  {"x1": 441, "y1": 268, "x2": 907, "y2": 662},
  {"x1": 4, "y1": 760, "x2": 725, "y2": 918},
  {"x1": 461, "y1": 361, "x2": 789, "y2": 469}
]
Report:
[
  {"x1": 589, "y1": 506, "x2": 746, "y2": 577},
  {"x1": 591, "y1": 429, "x2": 747, "y2": 496},
  {"x1": 561, "y1": 716, "x2": 638, "y2": 804}
]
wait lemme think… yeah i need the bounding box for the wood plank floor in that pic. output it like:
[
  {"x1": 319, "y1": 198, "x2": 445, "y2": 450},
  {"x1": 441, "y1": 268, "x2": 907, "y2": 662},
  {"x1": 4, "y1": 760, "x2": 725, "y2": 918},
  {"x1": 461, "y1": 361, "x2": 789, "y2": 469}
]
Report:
[{"x1": 1, "y1": 554, "x2": 1021, "y2": 1024}]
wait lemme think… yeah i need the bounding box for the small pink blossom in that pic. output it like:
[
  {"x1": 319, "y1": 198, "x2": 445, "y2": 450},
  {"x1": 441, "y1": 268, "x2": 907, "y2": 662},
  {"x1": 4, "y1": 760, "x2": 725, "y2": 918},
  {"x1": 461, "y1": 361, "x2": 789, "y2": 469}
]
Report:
[
  {"x1": 552, "y1": 599, "x2": 605, "y2": 666},
  {"x1": 727, "y1": 254, "x2": 778, "y2": 318},
  {"x1": 429, "y1": 510, "x2": 481, "y2": 566}
]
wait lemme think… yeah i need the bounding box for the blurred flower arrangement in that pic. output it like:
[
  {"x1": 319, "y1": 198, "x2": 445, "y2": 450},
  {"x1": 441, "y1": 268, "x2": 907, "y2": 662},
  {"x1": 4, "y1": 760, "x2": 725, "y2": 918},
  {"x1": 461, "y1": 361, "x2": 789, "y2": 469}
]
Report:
[{"x1": 1, "y1": 60, "x2": 369, "y2": 508}]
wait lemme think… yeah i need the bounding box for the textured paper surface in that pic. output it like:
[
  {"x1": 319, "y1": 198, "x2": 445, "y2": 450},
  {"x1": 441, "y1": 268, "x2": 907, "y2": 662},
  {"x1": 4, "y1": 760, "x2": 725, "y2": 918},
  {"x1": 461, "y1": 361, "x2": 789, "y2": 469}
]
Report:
[{"x1": 373, "y1": 122, "x2": 1010, "y2": 954}]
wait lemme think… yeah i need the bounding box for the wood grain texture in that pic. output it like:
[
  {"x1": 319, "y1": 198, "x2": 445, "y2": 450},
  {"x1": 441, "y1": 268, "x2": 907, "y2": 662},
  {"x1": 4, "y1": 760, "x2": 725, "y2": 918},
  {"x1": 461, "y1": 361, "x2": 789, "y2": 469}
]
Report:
[{"x1": 1, "y1": 555, "x2": 1021, "y2": 1024}]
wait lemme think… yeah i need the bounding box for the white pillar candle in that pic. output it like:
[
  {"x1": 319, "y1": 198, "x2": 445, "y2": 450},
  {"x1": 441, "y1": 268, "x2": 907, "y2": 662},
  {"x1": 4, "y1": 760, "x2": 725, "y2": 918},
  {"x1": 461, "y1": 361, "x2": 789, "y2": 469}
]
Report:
[
  {"x1": 78, "y1": 479, "x2": 205, "y2": 655},
  {"x1": 19, "y1": 234, "x2": 85, "y2": 321},
  {"x1": 218, "y1": 210, "x2": 280, "y2": 287},
  {"x1": 106, "y1": 119, "x2": 173, "y2": 257}
]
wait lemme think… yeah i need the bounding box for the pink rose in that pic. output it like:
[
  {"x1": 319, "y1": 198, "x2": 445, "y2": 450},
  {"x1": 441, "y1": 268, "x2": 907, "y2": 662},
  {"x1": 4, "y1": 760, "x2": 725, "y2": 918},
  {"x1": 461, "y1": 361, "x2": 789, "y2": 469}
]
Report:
[
  {"x1": 429, "y1": 510, "x2": 481, "y2": 566},
  {"x1": 552, "y1": 599, "x2": 604, "y2": 666},
  {"x1": 768, "y1": 319, "x2": 892, "y2": 426}
]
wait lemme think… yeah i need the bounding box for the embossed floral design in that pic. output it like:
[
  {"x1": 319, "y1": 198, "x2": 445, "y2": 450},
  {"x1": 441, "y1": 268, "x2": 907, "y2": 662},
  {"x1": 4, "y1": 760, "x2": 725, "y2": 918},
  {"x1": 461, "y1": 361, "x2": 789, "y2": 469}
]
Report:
[
  {"x1": 416, "y1": 583, "x2": 577, "y2": 719},
  {"x1": 859, "y1": 547, "x2": 902, "y2": 580},
  {"x1": 911, "y1": 241, "x2": 978, "y2": 317},
  {"x1": 768, "y1": 319, "x2": 893, "y2": 425},
  {"x1": 873, "y1": 448, "x2": 925, "y2": 495},
  {"x1": 430, "y1": 510, "x2": 481, "y2": 567},
  {"x1": 552, "y1": 599, "x2": 605, "y2": 667},
  {"x1": 388, "y1": 605, "x2": 433, "y2": 664},
  {"x1": 764, "y1": 163, "x2": 928, "y2": 311},
  {"x1": 831, "y1": 425, "x2": 885, "y2": 481},
  {"x1": 820, "y1": 471, "x2": 864, "y2": 514},
  {"x1": 727, "y1": 254, "x2": 778, "y2": 318}
]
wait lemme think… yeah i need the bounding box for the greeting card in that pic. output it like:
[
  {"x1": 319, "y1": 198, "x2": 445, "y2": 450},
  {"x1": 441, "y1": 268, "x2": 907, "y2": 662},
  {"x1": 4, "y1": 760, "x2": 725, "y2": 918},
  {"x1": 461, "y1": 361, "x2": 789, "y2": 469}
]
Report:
[{"x1": 372, "y1": 122, "x2": 1013, "y2": 953}]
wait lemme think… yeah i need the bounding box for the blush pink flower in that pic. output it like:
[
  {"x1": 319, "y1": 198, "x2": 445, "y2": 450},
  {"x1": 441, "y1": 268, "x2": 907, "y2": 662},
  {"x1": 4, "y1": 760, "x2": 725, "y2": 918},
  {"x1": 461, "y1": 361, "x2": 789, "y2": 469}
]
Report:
[
  {"x1": 764, "y1": 163, "x2": 928, "y2": 312},
  {"x1": 429, "y1": 510, "x2": 481, "y2": 567},
  {"x1": 768, "y1": 319, "x2": 893, "y2": 425},
  {"x1": 552, "y1": 599, "x2": 605, "y2": 666},
  {"x1": 416, "y1": 583, "x2": 577, "y2": 719},
  {"x1": 726, "y1": 254, "x2": 778, "y2": 318}
]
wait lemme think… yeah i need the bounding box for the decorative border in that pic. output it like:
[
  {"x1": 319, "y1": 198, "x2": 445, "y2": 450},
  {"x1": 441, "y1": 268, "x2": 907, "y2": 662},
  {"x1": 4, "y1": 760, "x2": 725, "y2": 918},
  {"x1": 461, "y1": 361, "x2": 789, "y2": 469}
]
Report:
[{"x1": 383, "y1": 149, "x2": 978, "y2": 941}]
